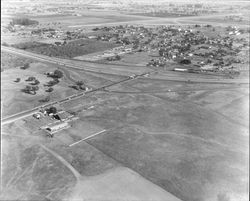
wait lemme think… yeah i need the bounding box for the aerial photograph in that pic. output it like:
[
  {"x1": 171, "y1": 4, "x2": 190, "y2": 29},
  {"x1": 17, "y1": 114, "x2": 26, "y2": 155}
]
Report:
[{"x1": 0, "y1": 0, "x2": 249, "y2": 201}]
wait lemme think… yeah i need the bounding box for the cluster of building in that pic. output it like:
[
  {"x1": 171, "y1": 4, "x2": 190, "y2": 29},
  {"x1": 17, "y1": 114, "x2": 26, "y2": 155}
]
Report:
[
  {"x1": 93, "y1": 24, "x2": 247, "y2": 74},
  {"x1": 34, "y1": 107, "x2": 79, "y2": 137},
  {"x1": 224, "y1": 15, "x2": 243, "y2": 22},
  {"x1": 133, "y1": 3, "x2": 217, "y2": 16},
  {"x1": 74, "y1": 45, "x2": 133, "y2": 61}
]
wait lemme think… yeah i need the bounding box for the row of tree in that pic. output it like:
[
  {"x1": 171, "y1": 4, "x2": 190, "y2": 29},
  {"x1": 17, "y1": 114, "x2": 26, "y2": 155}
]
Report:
[{"x1": 10, "y1": 18, "x2": 39, "y2": 26}]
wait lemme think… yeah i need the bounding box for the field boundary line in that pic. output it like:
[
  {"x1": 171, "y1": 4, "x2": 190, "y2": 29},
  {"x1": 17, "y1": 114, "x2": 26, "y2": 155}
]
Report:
[{"x1": 69, "y1": 129, "x2": 106, "y2": 147}]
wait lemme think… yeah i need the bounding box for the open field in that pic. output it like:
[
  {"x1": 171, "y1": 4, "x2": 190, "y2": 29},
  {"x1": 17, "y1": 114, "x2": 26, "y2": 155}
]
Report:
[
  {"x1": 0, "y1": 134, "x2": 76, "y2": 201},
  {"x1": 1, "y1": 51, "x2": 35, "y2": 71},
  {"x1": 1, "y1": 58, "x2": 120, "y2": 117},
  {"x1": 83, "y1": 82, "x2": 248, "y2": 201},
  {"x1": 66, "y1": 166, "x2": 181, "y2": 201},
  {"x1": 1, "y1": 2, "x2": 249, "y2": 201},
  {"x1": 28, "y1": 11, "x2": 152, "y2": 29},
  {"x1": 2, "y1": 61, "x2": 248, "y2": 200},
  {"x1": 1, "y1": 62, "x2": 73, "y2": 117},
  {"x1": 2, "y1": 61, "x2": 249, "y2": 201}
]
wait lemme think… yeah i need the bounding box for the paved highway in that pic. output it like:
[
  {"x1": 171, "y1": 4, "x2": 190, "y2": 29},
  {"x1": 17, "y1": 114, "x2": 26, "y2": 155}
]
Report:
[
  {"x1": 2, "y1": 46, "x2": 249, "y2": 84},
  {"x1": 1, "y1": 46, "x2": 148, "y2": 76},
  {"x1": 1, "y1": 46, "x2": 248, "y2": 125},
  {"x1": 1, "y1": 70, "x2": 155, "y2": 125}
]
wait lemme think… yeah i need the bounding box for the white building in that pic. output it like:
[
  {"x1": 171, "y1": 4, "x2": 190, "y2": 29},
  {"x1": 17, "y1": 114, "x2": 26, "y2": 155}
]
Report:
[{"x1": 45, "y1": 122, "x2": 71, "y2": 135}]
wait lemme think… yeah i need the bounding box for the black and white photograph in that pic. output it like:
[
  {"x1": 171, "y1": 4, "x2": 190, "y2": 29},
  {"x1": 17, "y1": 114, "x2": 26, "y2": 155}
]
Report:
[{"x1": 1, "y1": 0, "x2": 249, "y2": 201}]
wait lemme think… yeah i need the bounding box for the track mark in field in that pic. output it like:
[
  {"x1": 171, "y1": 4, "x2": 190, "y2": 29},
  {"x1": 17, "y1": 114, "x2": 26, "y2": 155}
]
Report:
[{"x1": 39, "y1": 144, "x2": 82, "y2": 181}]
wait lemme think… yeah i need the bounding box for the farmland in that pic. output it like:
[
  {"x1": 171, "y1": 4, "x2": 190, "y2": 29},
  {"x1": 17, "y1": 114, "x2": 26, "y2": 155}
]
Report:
[
  {"x1": 1, "y1": 1, "x2": 249, "y2": 201},
  {"x1": 29, "y1": 12, "x2": 149, "y2": 29},
  {"x1": 2, "y1": 73, "x2": 248, "y2": 200}
]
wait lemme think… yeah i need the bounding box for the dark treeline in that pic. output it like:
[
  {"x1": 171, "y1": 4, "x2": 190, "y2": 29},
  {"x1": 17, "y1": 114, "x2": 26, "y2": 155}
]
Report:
[{"x1": 10, "y1": 18, "x2": 39, "y2": 26}]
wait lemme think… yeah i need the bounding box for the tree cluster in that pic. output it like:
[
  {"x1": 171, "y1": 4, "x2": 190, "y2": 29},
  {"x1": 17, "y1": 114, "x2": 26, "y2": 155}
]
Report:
[
  {"x1": 45, "y1": 78, "x2": 60, "y2": 87},
  {"x1": 69, "y1": 80, "x2": 87, "y2": 90},
  {"x1": 21, "y1": 85, "x2": 39, "y2": 95},
  {"x1": 20, "y1": 63, "x2": 30, "y2": 70},
  {"x1": 107, "y1": 55, "x2": 121, "y2": 61},
  {"x1": 10, "y1": 18, "x2": 39, "y2": 26},
  {"x1": 39, "y1": 96, "x2": 50, "y2": 103}
]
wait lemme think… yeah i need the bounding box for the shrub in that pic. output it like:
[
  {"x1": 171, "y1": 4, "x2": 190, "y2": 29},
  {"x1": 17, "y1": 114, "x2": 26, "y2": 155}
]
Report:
[
  {"x1": 53, "y1": 70, "x2": 63, "y2": 78},
  {"x1": 21, "y1": 85, "x2": 36, "y2": 95},
  {"x1": 46, "y1": 87, "x2": 54, "y2": 92},
  {"x1": 30, "y1": 79, "x2": 40, "y2": 85},
  {"x1": 39, "y1": 96, "x2": 50, "y2": 103},
  {"x1": 76, "y1": 81, "x2": 85, "y2": 86},
  {"x1": 2, "y1": 42, "x2": 9, "y2": 47},
  {"x1": 21, "y1": 63, "x2": 30, "y2": 70}
]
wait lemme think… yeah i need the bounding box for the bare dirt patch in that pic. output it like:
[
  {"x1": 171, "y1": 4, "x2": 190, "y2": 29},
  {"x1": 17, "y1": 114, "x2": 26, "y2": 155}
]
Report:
[{"x1": 65, "y1": 167, "x2": 181, "y2": 201}]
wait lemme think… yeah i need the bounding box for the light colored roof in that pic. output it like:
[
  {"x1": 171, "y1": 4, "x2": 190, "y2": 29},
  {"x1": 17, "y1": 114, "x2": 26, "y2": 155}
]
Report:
[{"x1": 49, "y1": 122, "x2": 69, "y2": 130}]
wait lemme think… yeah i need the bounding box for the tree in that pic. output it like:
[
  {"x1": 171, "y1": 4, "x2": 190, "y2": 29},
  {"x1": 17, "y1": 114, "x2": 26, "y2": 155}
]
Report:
[
  {"x1": 21, "y1": 63, "x2": 30, "y2": 70},
  {"x1": 46, "y1": 78, "x2": 59, "y2": 86},
  {"x1": 26, "y1": 76, "x2": 36, "y2": 81},
  {"x1": 76, "y1": 81, "x2": 84, "y2": 86},
  {"x1": 25, "y1": 85, "x2": 32, "y2": 91},
  {"x1": 55, "y1": 42, "x2": 61, "y2": 46},
  {"x1": 46, "y1": 87, "x2": 54, "y2": 92},
  {"x1": 14, "y1": 78, "x2": 21, "y2": 82},
  {"x1": 159, "y1": 48, "x2": 164, "y2": 57},
  {"x1": 2, "y1": 42, "x2": 9, "y2": 47},
  {"x1": 31, "y1": 86, "x2": 39, "y2": 91},
  {"x1": 52, "y1": 70, "x2": 63, "y2": 78},
  {"x1": 10, "y1": 18, "x2": 39, "y2": 26},
  {"x1": 115, "y1": 55, "x2": 121, "y2": 60},
  {"x1": 48, "y1": 106, "x2": 57, "y2": 114},
  {"x1": 21, "y1": 85, "x2": 34, "y2": 94},
  {"x1": 69, "y1": 85, "x2": 80, "y2": 90},
  {"x1": 31, "y1": 79, "x2": 40, "y2": 85},
  {"x1": 39, "y1": 96, "x2": 50, "y2": 103}
]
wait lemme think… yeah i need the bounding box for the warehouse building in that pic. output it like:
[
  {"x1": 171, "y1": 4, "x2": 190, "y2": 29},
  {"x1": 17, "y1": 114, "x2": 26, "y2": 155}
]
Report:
[{"x1": 45, "y1": 122, "x2": 71, "y2": 137}]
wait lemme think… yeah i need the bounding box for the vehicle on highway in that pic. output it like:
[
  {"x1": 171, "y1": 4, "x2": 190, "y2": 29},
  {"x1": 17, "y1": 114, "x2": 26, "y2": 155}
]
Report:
[{"x1": 129, "y1": 74, "x2": 136, "y2": 79}]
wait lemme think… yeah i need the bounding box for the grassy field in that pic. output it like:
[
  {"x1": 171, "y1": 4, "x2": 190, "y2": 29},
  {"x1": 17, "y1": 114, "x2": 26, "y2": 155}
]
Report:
[
  {"x1": 0, "y1": 132, "x2": 75, "y2": 201},
  {"x1": 2, "y1": 61, "x2": 248, "y2": 201},
  {"x1": 78, "y1": 79, "x2": 248, "y2": 201},
  {"x1": 29, "y1": 12, "x2": 148, "y2": 29},
  {"x1": 1, "y1": 52, "x2": 35, "y2": 71},
  {"x1": 1, "y1": 61, "x2": 77, "y2": 117},
  {"x1": 1, "y1": 2, "x2": 249, "y2": 201},
  {"x1": 0, "y1": 55, "x2": 131, "y2": 118}
]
